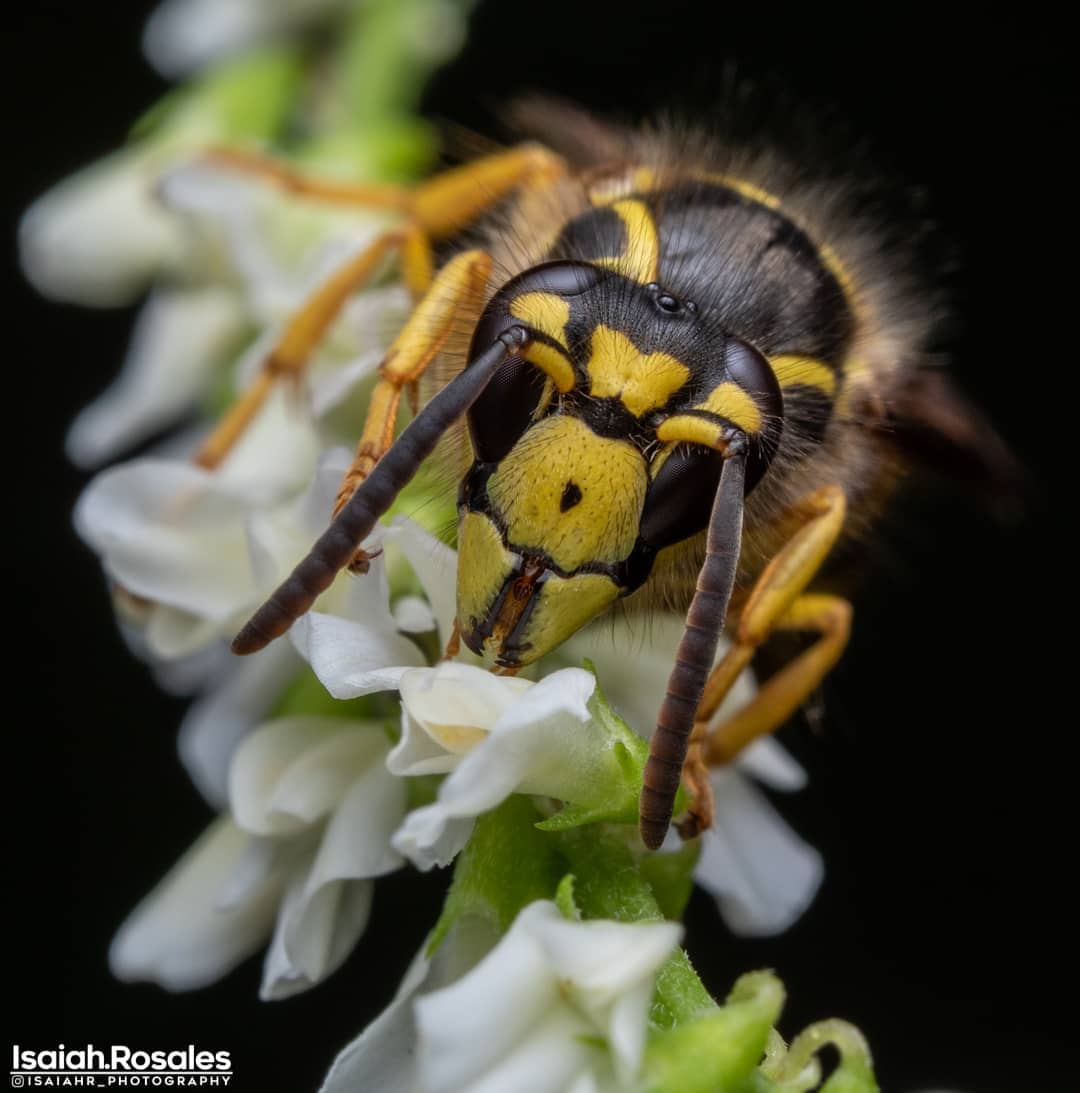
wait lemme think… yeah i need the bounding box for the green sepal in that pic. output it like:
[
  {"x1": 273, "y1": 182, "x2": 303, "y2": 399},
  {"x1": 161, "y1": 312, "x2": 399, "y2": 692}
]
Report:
[
  {"x1": 642, "y1": 972, "x2": 784, "y2": 1093},
  {"x1": 131, "y1": 47, "x2": 304, "y2": 147},
  {"x1": 553, "y1": 874, "x2": 580, "y2": 921},
  {"x1": 555, "y1": 826, "x2": 714, "y2": 1028},
  {"x1": 335, "y1": 0, "x2": 475, "y2": 126},
  {"x1": 427, "y1": 796, "x2": 564, "y2": 954},
  {"x1": 293, "y1": 119, "x2": 436, "y2": 184},
  {"x1": 786, "y1": 1022, "x2": 878, "y2": 1093},
  {"x1": 534, "y1": 664, "x2": 688, "y2": 832},
  {"x1": 639, "y1": 838, "x2": 700, "y2": 922}
]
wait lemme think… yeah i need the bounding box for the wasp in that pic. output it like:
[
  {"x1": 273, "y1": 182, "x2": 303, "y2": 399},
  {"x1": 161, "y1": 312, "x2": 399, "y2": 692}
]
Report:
[{"x1": 204, "y1": 106, "x2": 1009, "y2": 850}]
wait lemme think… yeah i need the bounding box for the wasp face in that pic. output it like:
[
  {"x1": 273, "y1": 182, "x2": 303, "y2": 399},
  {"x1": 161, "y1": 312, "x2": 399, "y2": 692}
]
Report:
[{"x1": 456, "y1": 260, "x2": 782, "y2": 668}]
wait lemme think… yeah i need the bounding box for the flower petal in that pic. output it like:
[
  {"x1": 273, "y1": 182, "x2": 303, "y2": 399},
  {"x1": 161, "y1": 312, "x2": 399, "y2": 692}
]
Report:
[
  {"x1": 415, "y1": 903, "x2": 676, "y2": 1092},
  {"x1": 66, "y1": 287, "x2": 245, "y2": 469},
  {"x1": 554, "y1": 614, "x2": 757, "y2": 739},
  {"x1": 392, "y1": 594, "x2": 436, "y2": 635},
  {"x1": 396, "y1": 663, "x2": 533, "y2": 757},
  {"x1": 143, "y1": 0, "x2": 344, "y2": 77},
  {"x1": 261, "y1": 873, "x2": 373, "y2": 1001},
  {"x1": 262, "y1": 753, "x2": 407, "y2": 999},
  {"x1": 179, "y1": 639, "x2": 302, "y2": 807},
  {"x1": 391, "y1": 669, "x2": 598, "y2": 869},
  {"x1": 415, "y1": 925, "x2": 559, "y2": 1093},
  {"x1": 528, "y1": 906, "x2": 681, "y2": 1082},
  {"x1": 19, "y1": 150, "x2": 180, "y2": 306},
  {"x1": 694, "y1": 768, "x2": 824, "y2": 937},
  {"x1": 386, "y1": 517, "x2": 459, "y2": 646},
  {"x1": 229, "y1": 716, "x2": 386, "y2": 836},
  {"x1": 733, "y1": 735, "x2": 808, "y2": 793},
  {"x1": 318, "y1": 917, "x2": 501, "y2": 1093},
  {"x1": 290, "y1": 611, "x2": 422, "y2": 699},
  {"x1": 109, "y1": 817, "x2": 282, "y2": 991}
]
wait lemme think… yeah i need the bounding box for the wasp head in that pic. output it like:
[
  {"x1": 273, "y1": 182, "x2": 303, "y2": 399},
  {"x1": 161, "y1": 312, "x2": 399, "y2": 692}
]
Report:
[{"x1": 453, "y1": 259, "x2": 782, "y2": 669}]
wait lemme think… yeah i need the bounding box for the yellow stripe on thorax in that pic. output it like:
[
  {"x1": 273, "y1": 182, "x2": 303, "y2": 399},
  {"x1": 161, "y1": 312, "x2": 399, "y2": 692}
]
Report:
[
  {"x1": 592, "y1": 199, "x2": 660, "y2": 284},
  {"x1": 769, "y1": 355, "x2": 837, "y2": 398},
  {"x1": 586, "y1": 325, "x2": 690, "y2": 416}
]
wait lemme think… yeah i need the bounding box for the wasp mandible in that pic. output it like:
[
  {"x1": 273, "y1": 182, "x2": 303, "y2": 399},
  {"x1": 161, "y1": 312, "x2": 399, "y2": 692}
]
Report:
[{"x1": 204, "y1": 109, "x2": 1007, "y2": 849}]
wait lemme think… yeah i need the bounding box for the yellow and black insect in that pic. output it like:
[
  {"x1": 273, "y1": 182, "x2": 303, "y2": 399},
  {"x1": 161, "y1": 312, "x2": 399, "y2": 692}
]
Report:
[{"x1": 207, "y1": 108, "x2": 1007, "y2": 850}]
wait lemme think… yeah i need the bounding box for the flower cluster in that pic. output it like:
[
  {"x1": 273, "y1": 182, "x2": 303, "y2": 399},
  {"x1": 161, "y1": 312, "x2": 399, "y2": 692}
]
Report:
[{"x1": 25, "y1": 2, "x2": 879, "y2": 1090}]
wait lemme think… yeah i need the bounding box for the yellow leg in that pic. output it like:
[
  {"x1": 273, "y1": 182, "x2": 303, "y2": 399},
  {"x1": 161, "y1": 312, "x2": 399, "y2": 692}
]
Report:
[
  {"x1": 682, "y1": 485, "x2": 850, "y2": 826},
  {"x1": 705, "y1": 593, "x2": 851, "y2": 766},
  {"x1": 193, "y1": 144, "x2": 565, "y2": 470},
  {"x1": 332, "y1": 249, "x2": 492, "y2": 568},
  {"x1": 193, "y1": 227, "x2": 413, "y2": 469},
  {"x1": 203, "y1": 143, "x2": 564, "y2": 239}
]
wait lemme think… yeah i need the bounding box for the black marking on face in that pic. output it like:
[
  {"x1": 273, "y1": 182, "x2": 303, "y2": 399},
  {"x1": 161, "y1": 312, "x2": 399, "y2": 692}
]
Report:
[{"x1": 559, "y1": 480, "x2": 583, "y2": 511}]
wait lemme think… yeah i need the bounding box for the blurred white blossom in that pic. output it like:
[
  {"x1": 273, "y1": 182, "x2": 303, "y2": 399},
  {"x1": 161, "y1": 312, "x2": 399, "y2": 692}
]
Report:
[
  {"x1": 322, "y1": 901, "x2": 682, "y2": 1093},
  {"x1": 111, "y1": 712, "x2": 408, "y2": 999},
  {"x1": 144, "y1": 0, "x2": 349, "y2": 76}
]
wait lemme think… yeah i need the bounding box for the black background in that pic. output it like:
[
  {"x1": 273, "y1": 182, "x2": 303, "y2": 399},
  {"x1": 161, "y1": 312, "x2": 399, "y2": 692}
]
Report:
[{"x1": 6, "y1": 5, "x2": 1069, "y2": 1092}]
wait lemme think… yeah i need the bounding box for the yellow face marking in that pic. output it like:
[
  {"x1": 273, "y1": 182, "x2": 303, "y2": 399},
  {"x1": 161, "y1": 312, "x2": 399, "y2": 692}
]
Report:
[
  {"x1": 507, "y1": 292, "x2": 576, "y2": 392},
  {"x1": 456, "y1": 512, "x2": 516, "y2": 632},
  {"x1": 586, "y1": 325, "x2": 690, "y2": 416},
  {"x1": 694, "y1": 381, "x2": 762, "y2": 434},
  {"x1": 593, "y1": 199, "x2": 659, "y2": 284},
  {"x1": 486, "y1": 415, "x2": 647, "y2": 573},
  {"x1": 523, "y1": 342, "x2": 576, "y2": 393},
  {"x1": 517, "y1": 572, "x2": 620, "y2": 662},
  {"x1": 656, "y1": 414, "x2": 726, "y2": 450},
  {"x1": 770, "y1": 355, "x2": 837, "y2": 397},
  {"x1": 510, "y1": 292, "x2": 571, "y2": 347}
]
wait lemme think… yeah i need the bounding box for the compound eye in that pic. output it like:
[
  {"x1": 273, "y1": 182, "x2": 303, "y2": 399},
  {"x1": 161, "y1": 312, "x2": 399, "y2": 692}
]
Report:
[
  {"x1": 724, "y1": 336, "x2": 784, "y2": 488},
  {"x1": 638, "y1": 445, "x2": 725, "y2": 551},
  {"x1": 467, "y1": 261, "x2": 605, "y2": 463}
]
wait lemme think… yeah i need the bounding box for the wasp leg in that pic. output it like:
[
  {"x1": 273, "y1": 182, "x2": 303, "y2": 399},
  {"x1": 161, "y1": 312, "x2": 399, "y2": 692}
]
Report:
[
  {"x1": 332, "y1": 249, "x2": 491, "y2": 571},
  {"x1": 203, "y1": 144, "x2": 563, "y2": 237},
  {"x1": 193, "y1": 145, "x2": 565, "y2": 469},
  {"x1": 690, "y1": 485, "x2": 849, "y2": 808},
  {"x1": 705, "y1": 592, "x2": 851, "y2": 766},
  {"x1": 194, "y1": 227, "x2": 409, "y2": 469}
]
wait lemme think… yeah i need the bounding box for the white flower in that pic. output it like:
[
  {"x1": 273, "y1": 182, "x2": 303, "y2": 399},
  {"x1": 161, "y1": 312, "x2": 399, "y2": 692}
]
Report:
[
  {"x1": 389, "y1": 664, "x2": 621, "y2": 869},
  {"x1": 295, "y1": 519, "x2": 823, "y2": 935},
  {"x1": 18, "y1": 147, "x2": 189, "y2": 308},
  {"x1": 66, "y1": 286, "x2": 248, "y2": 469},
  {"x1": 695, "y1": 739, "x2": 823, "y2": 936},
  {"x1": 143, "y1": 0, "x2": 348, "y2": 77},
  {"x1": 60, "y1": 156, "x2": 406, "y2": 469},
  {"x1": 141, "y1": 0, "x2": 470, "y2": 80},
  {"x1": 109, "y1": 816, "x2": 285, "y2": 991},
  {"x1": 111, "y1": 714, "x2": 408, "y2": 999},
  {"x1": 73, "y1": 391, "x2": 324, "y2": 661},
  {"x1": 178, "y1": 636, "x2": 303, "y2": 807},
  {"x1": 552, "y1": 612, "x2": 823, "y2": 937},
  {"x1": 322, "y1": 901, "x2": 682, "y2": 1093}
]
